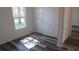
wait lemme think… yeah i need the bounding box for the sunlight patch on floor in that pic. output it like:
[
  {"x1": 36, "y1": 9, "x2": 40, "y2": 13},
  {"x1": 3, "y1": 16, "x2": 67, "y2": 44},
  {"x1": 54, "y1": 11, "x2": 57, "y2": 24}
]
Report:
[{"x1": 20, "y1": 37, "x2": 40, "y2": 49}]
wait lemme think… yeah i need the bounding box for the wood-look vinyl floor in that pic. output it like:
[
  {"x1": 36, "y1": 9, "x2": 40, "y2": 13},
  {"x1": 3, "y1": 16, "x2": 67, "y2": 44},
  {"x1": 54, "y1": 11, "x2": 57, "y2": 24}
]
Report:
[
  {"x1": 0, "y1": 32, "x2": 65, "y2": 51},
  {"x1": 64, "y1": 32, "x2": 79, "y2": 51}
]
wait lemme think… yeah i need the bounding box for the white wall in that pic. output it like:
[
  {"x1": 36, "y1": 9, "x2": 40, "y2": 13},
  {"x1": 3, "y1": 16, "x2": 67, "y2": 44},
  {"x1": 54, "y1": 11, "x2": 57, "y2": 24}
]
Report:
[
  {"x1": 0, "y1": 7, "x2": 34, "y2": 45},
  {"x1": 34, "y1": 7, "x2": 59, "y2": 38},
  {"x1": 62, "y1": 7, "x2": 72, "y2": 43},
  {"x1": 72, "y1": 7, "x2": 79, "y2": 26},
  {"x1": 57, "y1": 8, "x2": 72, "y2": 47},
  {"x1": 57, "y1": 7, "x2": 64, "y2": 47}
]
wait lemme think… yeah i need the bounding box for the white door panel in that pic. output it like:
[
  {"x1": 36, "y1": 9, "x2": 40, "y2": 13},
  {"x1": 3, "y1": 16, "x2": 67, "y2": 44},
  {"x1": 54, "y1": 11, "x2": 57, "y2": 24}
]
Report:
[
  {"x1": 42, "y1": 8, "x2": 58, "y2": 37},
  {"x1": 35, "y1": 8, "x2": 43, "y2": 33}
]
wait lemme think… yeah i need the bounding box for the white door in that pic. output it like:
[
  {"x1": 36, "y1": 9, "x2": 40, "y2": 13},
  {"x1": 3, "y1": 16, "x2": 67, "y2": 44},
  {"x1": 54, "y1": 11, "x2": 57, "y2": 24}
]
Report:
[
  {"x1": 35, "y1": 7, "x2": 44, "y2": 33},
  {"x1": 35, "y1": 7, "x2": 59, "y2": 38},
  {"x1": 42, "y1": 7, "x2": 58, "y2": 37}
]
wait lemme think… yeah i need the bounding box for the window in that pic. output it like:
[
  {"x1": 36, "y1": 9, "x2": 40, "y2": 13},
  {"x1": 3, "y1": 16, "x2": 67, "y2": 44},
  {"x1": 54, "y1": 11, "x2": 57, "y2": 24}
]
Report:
[{"x1": 12, "y1": 7, "x2": 27, "y2": 30}]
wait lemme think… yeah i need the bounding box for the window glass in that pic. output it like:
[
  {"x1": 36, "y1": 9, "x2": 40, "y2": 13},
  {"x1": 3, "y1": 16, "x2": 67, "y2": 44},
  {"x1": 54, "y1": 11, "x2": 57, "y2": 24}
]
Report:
[{"x1": 12, "y1": 7, "x2": 27, "y2": 30}]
